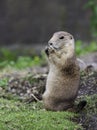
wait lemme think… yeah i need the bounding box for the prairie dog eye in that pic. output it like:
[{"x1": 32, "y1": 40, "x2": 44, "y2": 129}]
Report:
[{"x1": 59, "y1": 36, "x2": 64, "y2": 39}]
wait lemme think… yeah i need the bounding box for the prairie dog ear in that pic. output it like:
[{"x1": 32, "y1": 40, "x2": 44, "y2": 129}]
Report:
[{"x1": 69, "y1": 35, "x2": 73, "y2": 40}]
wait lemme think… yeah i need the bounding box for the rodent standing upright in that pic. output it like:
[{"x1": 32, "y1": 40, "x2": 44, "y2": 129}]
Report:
[{"x1": 42, "y1": 31, "x2": 86, "y2": 111}]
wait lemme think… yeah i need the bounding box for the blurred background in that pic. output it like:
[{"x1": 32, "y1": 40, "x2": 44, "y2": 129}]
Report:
[
  {"x1": 0, "y1": 0, "x2": 95, "y2": 45},
  {"x1": 0, "y1": 0, "x2": 97, "y2": 69}
]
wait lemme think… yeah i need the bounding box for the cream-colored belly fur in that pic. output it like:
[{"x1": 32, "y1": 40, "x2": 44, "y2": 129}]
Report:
[{"x1": 43, "y1": 66, "x2": 80, "y2": 111}]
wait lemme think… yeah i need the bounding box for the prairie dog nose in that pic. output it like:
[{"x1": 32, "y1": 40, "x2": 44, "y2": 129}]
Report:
[{"x1": 48, "y1": 42, "x2": 53, "y2": 46}]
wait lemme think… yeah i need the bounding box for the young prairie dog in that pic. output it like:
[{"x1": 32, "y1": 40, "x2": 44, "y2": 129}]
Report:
[{"x1": 42, "y1": 31, "x2": 81, "y2": 111}]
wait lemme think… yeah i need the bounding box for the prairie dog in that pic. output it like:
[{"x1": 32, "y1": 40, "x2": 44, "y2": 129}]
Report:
[{"x1": 42, "y1": 31, "x2": 80, "y2": 111}]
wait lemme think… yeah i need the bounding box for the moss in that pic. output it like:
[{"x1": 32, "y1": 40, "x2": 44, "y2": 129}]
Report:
[{"x1": 0, "y1": 98, "x2": 82, "y2": 130}]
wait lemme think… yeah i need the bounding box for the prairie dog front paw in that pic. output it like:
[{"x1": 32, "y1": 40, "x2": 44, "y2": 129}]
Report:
[{"x1": 45, "y1": 46, "x2": 55, "y2": 56}]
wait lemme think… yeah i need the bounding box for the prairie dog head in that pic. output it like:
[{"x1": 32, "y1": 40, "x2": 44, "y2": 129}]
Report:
[
  {"x1": 45, "y1": 31, "x2": 75, "y2": 57},
  {"x1": 45, "y1": 31, "x2": 75, "y2": 56},
  {"x1": 48, "y1": 31, "x2": 75, "y2": 50}
]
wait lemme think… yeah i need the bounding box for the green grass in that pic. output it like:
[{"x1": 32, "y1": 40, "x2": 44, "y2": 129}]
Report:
[
  {"x1": 0, "y1": 49, "x2": 46, "y2": 69},
  {"x1": 83, "y1": 94, "x2": 97, "y2": 114},
  {"x1": 8, "y1": 55, "x2": 44, "y2": 69},
  {"x1": 0, "y1": 41, "x2": 96, "y2": 69},
  {"x1": 76, "y1": 40, "x2": 97, "y2": 56},
  {"x1": 0, "y1": 94, "x2": 97, "y2": 130},
  {"x1": 76, "y1": 94, "x2": 97, "y2": 128},
  {"x1": 0, "y1": 78, "x2": 8, "y2": 88},
  {"x1": 0, "y1": 98, "x2": 82, "y2": 130},
  {"x1": 0, "y1": 54, "x2": 46, "y2": 69}
]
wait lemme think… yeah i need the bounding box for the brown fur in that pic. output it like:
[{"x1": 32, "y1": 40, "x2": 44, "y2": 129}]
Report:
[{"x1": 42, "y1": 31, "x2": 80, "y2": 111}]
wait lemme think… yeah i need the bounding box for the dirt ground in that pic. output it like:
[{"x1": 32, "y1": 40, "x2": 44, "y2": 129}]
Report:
[{"x1": 0, "y1": 65, "x2": 97, "y2": 130}]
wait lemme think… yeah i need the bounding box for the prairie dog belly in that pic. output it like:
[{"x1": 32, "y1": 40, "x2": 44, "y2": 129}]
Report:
[{"x1": 44, "y1": 69, "x2": 80, "y2": 100}]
